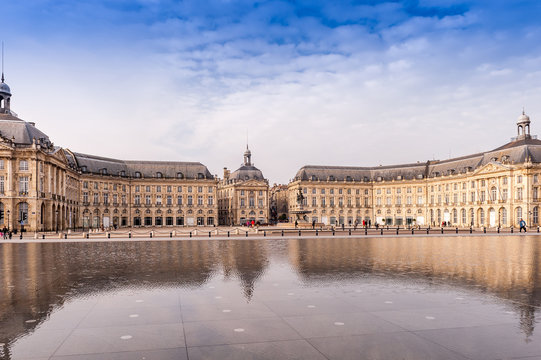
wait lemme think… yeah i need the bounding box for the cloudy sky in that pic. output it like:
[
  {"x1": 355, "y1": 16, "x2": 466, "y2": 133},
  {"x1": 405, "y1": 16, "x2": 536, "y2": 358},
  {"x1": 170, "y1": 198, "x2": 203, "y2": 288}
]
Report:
[{"x1": 3, "y1": 0, "x2": 541, "y2": 183}]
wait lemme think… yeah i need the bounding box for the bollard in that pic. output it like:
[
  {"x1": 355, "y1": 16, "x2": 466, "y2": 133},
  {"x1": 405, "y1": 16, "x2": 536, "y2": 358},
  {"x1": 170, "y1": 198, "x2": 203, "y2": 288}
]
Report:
[
  {"x1": 264, "y1": 231, "x2": 266, "y2": 237},
  {"x1": 456, "y1": 227, "x2": 458, "y2": 234},
  {"x1": 332, "y1": 229, "x2": 335, "y2": 236},
  {"x1": 441, "y1": 228, "x2": 444, "y2": 234},
  {"x1": 299, "y1": 230, "x2": 301, "y2": 236},
  {"x1": 42, "y1": 234, "x2": 45, "y2": 239},
  {"x1": 20, "y1": 233, "x2": 23, "y2": 240},
  {"x1": 150, "y1": 232, "x2": 153, "y2": 238},
  {"x1": 538, "y1": 226, "x2": 540, "y2": 233},
  {"x1": 412, "y1": 229, "x2": 414, "y2": 235},
  {"x1": 469, "y1": 227, "x2": 472, "y2": 234},
  {"x1": 227, "y1": 231, "x2": 230, "y2": 237},
  {"x1": 349, "y1": 229, "x2": 351, "y2": 236},
  {"x1": 427, "y1": 228, "x2": 429, "y2": 235},
  {"x1": 209, "y1": 231, "x2": 211, "y2": 238},
  {"x1": 281, "y1": 230, "x2": 284, "y2": 237},
  {"x1": 365, "y1": 228, "x2": 367, "y2": 235},
  {"x1": 107, "y1": 233, "x2": 110, "y2": 239},
  {"x1": 483, "y1": 227, "x2": 486, "y2": 234},
  {"x1": 511, "y1": 227, "x2": 514, "y2": 233},
  {"x1": 170, "y1": 232, "x2": 173, "y2": 238},
  {"x1": 189, "y1": 231, "x2": 192, "y2": 238},
  {"x1": 129, "y1": 232, "x2": 132, "y2": 238},
  {"x1": 316, "y1": 229, "x2": 319, "y2": 236},
  {"x1": 380, "y1": 228, "x2": 383, "y2": 236},
  {"x1": 245, "y1": 231, "x2": 248, "y2": 237},
  {"x1": 396, "y1": 228, "x2": 399, "y2": 235},
  {"x1": 497, "y1": 227, "x2": 500, "y2": 233}
]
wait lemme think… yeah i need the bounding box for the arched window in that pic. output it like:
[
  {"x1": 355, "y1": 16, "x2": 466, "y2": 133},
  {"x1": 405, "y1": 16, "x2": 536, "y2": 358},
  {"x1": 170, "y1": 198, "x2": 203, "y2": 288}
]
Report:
[
  {"x1": 501, "y1": 208, "x2": 507, "y2": 225},
  {"x1": 135, "y1": 172, "x2": 141, "y2": 178},
  {"x1": 177, "y1": 172, "x2": 184, "y2": 179},
  {"x1": 470, "y1": 208, "x2": 474, "y2": 226},
  {"x1": 479, "y1": 209, "x2": 485, "y2": 225},
  {"x1": 156, "y1": 172, "x2": 163, "y2": 178},
  {"x1": 18, "y1": 202, "x2": 29, "y2": 225},
  {"x1": 533, "y1": 206, "x2": 538, "y2": 224},
  {"x1": 198, "y1": 173, "x2": 204, "y2": 179},
  {"x1": 311, "y1": 175, "x2": 317, "y2": 181},
  {"x1": 461, "y1": 208, "x2": 466, "y2": 224},
  {"x1": 437, "y1": 209, "x2": 441, "y2": 224},
  {"x1": 516, "y1": 207, "x2": 522, "y2": 221},
  {"x1": 453, "y1": 209, "x2": 457, "y2": 224},
  {"x1": 329, "y1": 175, "x2": 335, "y2": 181}
]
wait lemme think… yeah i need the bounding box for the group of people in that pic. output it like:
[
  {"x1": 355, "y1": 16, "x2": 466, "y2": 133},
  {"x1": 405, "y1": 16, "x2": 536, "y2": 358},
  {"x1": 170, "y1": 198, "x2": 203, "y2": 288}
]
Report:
[{"x1": 1, "y1": 227, "x2": 12, "y2": 239}]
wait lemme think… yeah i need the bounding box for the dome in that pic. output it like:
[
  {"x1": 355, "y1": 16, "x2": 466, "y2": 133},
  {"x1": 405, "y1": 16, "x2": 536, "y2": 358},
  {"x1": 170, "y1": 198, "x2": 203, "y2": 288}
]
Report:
[
  {"x1": 0, "y1": 82, "x2": 10, "y2": 95},
  {"x1": 518, "y1": 111, "x2": 530, "y2": 123},
  {"x1": 230, "y1": 165, "x2": 264, "y2": 181}
]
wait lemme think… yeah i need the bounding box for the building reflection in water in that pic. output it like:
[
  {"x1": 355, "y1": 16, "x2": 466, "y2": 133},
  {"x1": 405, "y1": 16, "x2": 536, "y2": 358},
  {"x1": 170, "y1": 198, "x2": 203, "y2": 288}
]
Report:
[{"x1": 0, "y1": 235, "x2": 540, "y2": 358}]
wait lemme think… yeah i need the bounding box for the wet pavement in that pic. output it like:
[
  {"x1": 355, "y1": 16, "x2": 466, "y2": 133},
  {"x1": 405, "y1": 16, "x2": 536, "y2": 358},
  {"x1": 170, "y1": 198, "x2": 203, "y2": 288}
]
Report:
[{"x1": 1, "y1": 235, "x2": 540, "y2": 359}]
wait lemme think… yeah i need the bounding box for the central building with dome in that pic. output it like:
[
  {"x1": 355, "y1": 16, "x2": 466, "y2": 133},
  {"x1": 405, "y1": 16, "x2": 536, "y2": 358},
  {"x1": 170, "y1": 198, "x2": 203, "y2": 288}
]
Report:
[{"x1": 218, "y1": 146, "x2": 269, "y2": 225}]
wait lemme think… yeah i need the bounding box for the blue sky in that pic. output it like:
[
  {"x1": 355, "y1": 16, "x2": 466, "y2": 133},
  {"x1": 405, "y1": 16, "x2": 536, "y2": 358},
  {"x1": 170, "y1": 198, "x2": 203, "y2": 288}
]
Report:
[{"x1": 3, "y1": 0, "x2": 541, "y2": 183}]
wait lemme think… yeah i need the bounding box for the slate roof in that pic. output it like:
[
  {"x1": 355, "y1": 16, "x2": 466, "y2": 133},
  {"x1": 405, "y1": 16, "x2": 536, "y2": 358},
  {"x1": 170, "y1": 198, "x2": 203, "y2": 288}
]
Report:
[
  {"x1": 0, "y1": 114, "x2": 52, "y2": 147},
  {"x1": 294, "y1": 137, "x2": 541, "y2": 182},
  {"x1": 72, "y1": 152, "x2": 214, "y2": 179},
  {"x1": 229, "y1": 165, "x2": 265, "y2": 181}
]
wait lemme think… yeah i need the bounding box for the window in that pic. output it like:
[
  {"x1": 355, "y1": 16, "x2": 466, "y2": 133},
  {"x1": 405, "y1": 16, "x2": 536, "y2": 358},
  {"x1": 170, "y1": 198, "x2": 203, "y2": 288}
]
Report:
[
  {"x1": 156, "y1": 195, "x2": 162, "y2": 205},
  {"x1": 187, "y1": 195, "x2": 193, "y2": 205},
  {"x1": 209, "y1": 187, "x2": 214, "y2": 193},
  {"x1": 0, "y1": 159, "x2": 4, "y2": 169},
  {"x1": 208, "y1": 196, "x2": 214, "y2": 205},
  {"x1": 94, "y1": 182, "x2": 98, "y2": 190},
  {"x1": 197, "y1": 196, "x2": 203, "y2": 205},
  {"x1": 18, "y1": 202, "x2": 29, "y2": 224},
  {"x1": 156, "y1": 186, "x2": 161, "y2": 192},
  {"x1": 516, "y1": 207, "x2": 523, "y2": 220},
  {"x1": 145, "y1": 195, "x2": 151, "y2": 205},
  {"x1": 321, "y1": 189, "x2": 326, "y2": 195},
  {"x1": 146, "y1": 185, "x2": 151, "y2": 192},
  {"x1": 517, "y1": 188, "x2": 523, "y2": 200},
  {"x1": 177, "y1": 186, "x2": 182, "y2": 192},
  {"x1": 156, "y1": 172, "x2": 163, "y2": 178},
  {"x1": 534, "y1": 175, "x2": 539, "y2": 184},
  {"x1": 167, "y1": 196, "x2": 172, "y2": 205},
  {"x1": 134, "y1": 195, "x2": 141, "y2": 205},
  {"x1": 461, "y1": 209, "x2": 466, "y2": 224},
  {"x1": 93, "y1": 193, "x2": 99, "y2": 205},
  {"x1": 177, "y1": 196, "x2": 183, "y2": 205},
  {"x1": 83, "y1": 192, "x2": 88, "y2": 203},
  {"x1": 19, "y1": 160, "x2": 28, "y2": 171},
  {"x1": 386, "y1": 197, "x2": 391, "y2": 206},
  {"x1": 491, "y1": 187, "x2": 497, "y2": 201},
  {"x1": 503, "y1": 177, "x2": 508, "y2": 185},
  {"x1": 135, "y1": 185, "x2": 140, "y2": 192},
  {"x1": 471, "y1": 192, "x2": 475, "y2": 202},
  {"x1": 167, "y1": 186, "x2": 172, "y2": 193},
  {"x1": 534, "y1": 206, "x2": 539, "y2": 224},
  {"x1": 240, "y1": 190, "x2": 245, "y2": 196},
  {"x1": 135, "y1": 172, "x2": 141, "y2": 178},
  {"x1": 19, "y1": 176, "x2": 29, "y2": 195},
  {"x1": 83, "y1": 181, "x2": 88, "y2": 189},
  {"x1": 312, "y1": 197, "x2": 317, "y2": 206},
  {"x1": 407, "y1": 196, "x2": 412, "y2": 205},
  {"x1": 502, "y1": 208, "x2": 507, "y2": 225},
  {"x1": 397, "y1": 196, "x2": 402, "y2": 205},
  {"x1": 534, "y1": 188, "x2": 538, "y2": 201},
  {"x1": 417, "y1": 196, "x2": 423, "y2": 205},
  {"x1": 517, "y1": 175, "x2": 523, "y2": 184},
  {"x1": 122, "y1": 195, "x2": 126, "y2": 205},
  {"x1": 480, "y1": 191, "x2": 485, "y2": 202},
  {"x1": 103, "y1": 193, "x2": 109, "y2": 205},
  {"x1": 502, "y1": 189, "x2": 508, "y2": 201},
  {"x1": 177, "y1": 172, "x2": 183, "y2": 179}
]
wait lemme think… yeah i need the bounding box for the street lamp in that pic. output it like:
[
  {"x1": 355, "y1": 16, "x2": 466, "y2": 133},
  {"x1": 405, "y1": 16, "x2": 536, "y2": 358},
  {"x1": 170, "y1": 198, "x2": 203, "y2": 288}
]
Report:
[
  {"x1": 55, "y1": 209, "x2": 59, "y2": 233},
  {"x1": 7, "y1": 209, "x2": 10, "y2": 231}
]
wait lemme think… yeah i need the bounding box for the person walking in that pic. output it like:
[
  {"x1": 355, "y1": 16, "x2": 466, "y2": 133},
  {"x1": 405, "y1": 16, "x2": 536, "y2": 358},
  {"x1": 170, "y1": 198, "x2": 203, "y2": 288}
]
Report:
[{"x1": 519, "y1": 218, "x2": 527, "y2": 232}]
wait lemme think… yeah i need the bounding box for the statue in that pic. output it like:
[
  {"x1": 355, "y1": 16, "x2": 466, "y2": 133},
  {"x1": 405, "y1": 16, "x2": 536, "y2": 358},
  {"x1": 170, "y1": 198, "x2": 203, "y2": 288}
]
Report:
[{"x1": 296, "y1": 188, "x2": 304, "y2": 204}]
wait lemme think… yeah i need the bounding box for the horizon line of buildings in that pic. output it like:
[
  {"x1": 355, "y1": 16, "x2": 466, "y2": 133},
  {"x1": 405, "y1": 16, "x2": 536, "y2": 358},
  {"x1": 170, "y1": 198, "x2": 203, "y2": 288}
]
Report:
[{"x1": 2, "y1": 72, "x2": 541, "y2": 231}]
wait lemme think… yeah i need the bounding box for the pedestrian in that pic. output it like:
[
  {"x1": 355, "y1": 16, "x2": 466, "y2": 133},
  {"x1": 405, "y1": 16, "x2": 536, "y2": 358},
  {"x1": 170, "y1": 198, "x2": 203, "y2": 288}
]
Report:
[
  {"x1": 295, "y1": 220, "x2": 298, "y2": 228},
  {"x1": 519, "y1": 218, "x2": 527, "y2": 232},
  {"x1": 312, "y1": 220, "x2": 315, "y2": 229}
]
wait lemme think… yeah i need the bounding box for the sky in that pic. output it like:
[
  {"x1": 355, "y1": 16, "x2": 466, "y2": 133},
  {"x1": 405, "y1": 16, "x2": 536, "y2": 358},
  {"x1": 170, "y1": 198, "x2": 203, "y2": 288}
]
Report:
[{"x1": 3, "y1": 0, "x2": 541, "y2": 184}]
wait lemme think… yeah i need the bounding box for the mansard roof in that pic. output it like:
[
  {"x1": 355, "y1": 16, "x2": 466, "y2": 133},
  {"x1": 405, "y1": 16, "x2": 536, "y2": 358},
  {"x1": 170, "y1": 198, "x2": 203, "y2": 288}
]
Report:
[
  {"x1": 71, "y1": 152, "x2": 213, "y2": 179},
  {"x1": 294, "y1": 137, "x2": 541, "y2": 182},
  {"x1": 0, "y1": 113, "x2": 52, "y2": 148}
]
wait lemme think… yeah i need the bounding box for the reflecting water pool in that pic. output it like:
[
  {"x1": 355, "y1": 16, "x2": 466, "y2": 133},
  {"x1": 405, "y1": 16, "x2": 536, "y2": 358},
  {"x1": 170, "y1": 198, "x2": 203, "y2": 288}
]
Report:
[{"x1": 1, "y1": 235, "x2": 541, "y2": 360}]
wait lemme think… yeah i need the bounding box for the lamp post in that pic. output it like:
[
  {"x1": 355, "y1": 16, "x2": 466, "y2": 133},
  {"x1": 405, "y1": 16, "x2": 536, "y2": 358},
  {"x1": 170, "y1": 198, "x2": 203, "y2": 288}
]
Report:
[
  {"x1": 7, "y1": 209, "x2": 10, "y2": 231},
  {"x1": 55, "y1": 209, "x2": 59, "y2": 233}
]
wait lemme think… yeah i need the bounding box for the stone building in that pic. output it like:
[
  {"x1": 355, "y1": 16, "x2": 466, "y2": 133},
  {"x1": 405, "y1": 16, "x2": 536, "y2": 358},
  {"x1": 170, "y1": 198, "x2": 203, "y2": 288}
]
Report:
[
  {"x1": 269, "y1": 184, "x2": 289, "y2": 222},
  {"x1": 218, "y1": 146, "x2": 269, "y2": 225},
  {"x1": 289, "y1": 112, "x2": 541, "y2": 228},
  {"x1": 0, "y1": 75, "x2": 217, "y2": 232}
]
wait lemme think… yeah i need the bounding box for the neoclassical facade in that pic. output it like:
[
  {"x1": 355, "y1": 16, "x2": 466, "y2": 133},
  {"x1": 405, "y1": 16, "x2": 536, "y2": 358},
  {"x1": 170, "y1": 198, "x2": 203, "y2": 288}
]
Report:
[
  {"x1": 218, "y1": 147, "x2": 269, "y2": 225},
  {"x1": 0, "y1": 75, "x2": 217, "y2": 232},
  {"x1": 289, "y1": 112, "x2": 541, "y2": 228}
]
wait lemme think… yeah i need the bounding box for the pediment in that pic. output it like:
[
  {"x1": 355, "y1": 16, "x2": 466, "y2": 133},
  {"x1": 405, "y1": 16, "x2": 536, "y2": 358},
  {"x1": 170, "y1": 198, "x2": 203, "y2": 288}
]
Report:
[{"x1": 473, "y1": 162, "x2": 509, "y2": 175}]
